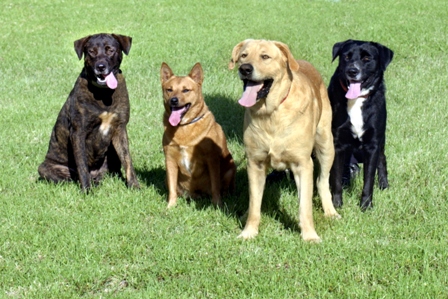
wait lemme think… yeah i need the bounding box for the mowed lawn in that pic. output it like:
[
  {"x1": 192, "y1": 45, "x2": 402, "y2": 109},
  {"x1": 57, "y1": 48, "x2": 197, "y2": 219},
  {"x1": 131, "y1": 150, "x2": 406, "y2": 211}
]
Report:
[{"x1": 0, "y1": 0, "x2": 447, "y2": 298}]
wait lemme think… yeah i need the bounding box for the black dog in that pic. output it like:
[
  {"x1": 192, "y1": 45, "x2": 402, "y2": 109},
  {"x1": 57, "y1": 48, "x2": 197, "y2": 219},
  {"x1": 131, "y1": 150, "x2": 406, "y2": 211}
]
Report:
[
  {"x1": 328, "y1": 39, "x2": 393, "y2": 210},
  {"x1": 38, "y1": 33, "x2": 140, "y2": 191}
]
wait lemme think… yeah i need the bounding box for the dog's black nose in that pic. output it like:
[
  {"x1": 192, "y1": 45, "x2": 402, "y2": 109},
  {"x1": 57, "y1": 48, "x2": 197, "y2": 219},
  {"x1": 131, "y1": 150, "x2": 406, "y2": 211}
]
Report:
[
  {"x1": 239, "y1": 64, "x2": 253, "y2": 76},
  {"x1": 96, "y1": 64, "x2": 106, "y2": 72},
  {"x1": 170, "y1": 97, "x2": 179, "y2": 106},
  {"x1": 346, "y1": 68, "x2": 360, "y2": 78}
]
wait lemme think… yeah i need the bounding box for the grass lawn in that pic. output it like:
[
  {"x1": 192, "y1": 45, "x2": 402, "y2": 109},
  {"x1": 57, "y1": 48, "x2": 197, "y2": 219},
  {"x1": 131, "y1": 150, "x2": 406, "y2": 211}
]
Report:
[{"x1": 0, "y1": 0, "x2": 447, "y2": 298}]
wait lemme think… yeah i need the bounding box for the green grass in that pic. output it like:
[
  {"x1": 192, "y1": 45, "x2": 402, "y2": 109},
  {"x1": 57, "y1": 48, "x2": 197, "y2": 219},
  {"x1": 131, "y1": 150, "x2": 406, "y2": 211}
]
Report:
[{"x1": 1, "y1": 0, "x2": 447, "y2": 298}]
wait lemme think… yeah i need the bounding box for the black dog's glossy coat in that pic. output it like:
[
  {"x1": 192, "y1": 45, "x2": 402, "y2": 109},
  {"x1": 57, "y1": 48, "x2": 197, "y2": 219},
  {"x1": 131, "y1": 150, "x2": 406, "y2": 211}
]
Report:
[
  {"x1": 38, "y1": 33, "x2": 139, "y2": 191},
  {"x1": 328, "y1": 39, "x2": 393, "y2": 210}
]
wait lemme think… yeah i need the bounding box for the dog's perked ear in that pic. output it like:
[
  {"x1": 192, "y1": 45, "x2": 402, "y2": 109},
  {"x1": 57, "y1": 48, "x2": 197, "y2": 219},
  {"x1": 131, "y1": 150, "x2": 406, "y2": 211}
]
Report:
[
  {"x1": 274, "y1": 41, "x2": 300, "y2": 73},
  {"x1": 188, "y1": 62, "x2": 204, "y2": 86},
  {"x1": 331, "y1": 39, "x2": 353, "y2": 62},
  {"x1": 111, "y1": 34, "x2": 132, "y2": 55},
  {"x1": 228, "y1": 40, "x2": 250, "y2": 70},
  {"x1": 160, "y1": 62, "x2": 174, "y2": 84},
  {"x1": 74, "y1": 35, "x2": 91, "y2": 60},
  {"x1": 371, "y1": 42, "x2": 394, "y2": 71}
]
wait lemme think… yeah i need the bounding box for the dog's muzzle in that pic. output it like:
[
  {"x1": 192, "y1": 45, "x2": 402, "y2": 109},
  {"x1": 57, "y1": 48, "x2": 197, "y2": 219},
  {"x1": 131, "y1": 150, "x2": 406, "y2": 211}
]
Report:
[
  {"x1": 238, "y1": 64, "x2": 273, "y2": 100},
  {"x1": 94, "y1": 63, "x2": 110, "y2": 83},
  {"x1": 91, "y1": 61, "x2": 118, "y2": 89}
]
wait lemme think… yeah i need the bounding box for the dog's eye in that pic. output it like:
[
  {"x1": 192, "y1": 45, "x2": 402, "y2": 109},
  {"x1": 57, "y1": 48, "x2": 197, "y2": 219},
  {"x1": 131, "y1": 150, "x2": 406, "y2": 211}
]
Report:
[
  {"x1": 106, "y1": 47, "x2": 116, "y2": 55},
  {"x1": 88, "y1": 49, "x2": 96, "y2": 56},
  {"x1": 261, "y1": 54, "x2": 270, "y2": 60},
  {"x1": 362, "y1": 56, "x2": 371, "y2": 62},
  {"x1": 241, "y1": 53, "x2": 247, "y2": 58},
  {"x1": 344, "y1": 55, "x2": 350, "y2": 61},
  {"x1": 166, "y1": 88, "x2": 173, "y2": 93},
  {"x1": 182, "y1": 89, "x2": 190, "y2": 93}
]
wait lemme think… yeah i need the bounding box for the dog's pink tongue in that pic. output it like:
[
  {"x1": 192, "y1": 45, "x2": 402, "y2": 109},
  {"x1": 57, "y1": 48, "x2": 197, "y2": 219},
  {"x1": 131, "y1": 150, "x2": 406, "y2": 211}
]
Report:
[
  {"x1": 105, "y1": 72, "x2": 117, "y2": 89},
  {"x1": 169, "y1": 107, "x2": 188, "y2": 126},
  {"x1": 238, "y1": 81, "x2": 263, "y2": 107},
  {"x1": 345, "y1": 82, "x2": 361, "y2": 100}
]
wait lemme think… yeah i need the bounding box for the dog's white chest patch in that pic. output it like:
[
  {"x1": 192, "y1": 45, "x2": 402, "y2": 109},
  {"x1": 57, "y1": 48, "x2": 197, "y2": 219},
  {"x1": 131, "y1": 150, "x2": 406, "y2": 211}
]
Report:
[
  {"x1": 99, "y1": 112, "x2": 117, "y2": 136},
  {"x1": 180, "y1": 146, "x2": 191, "y2": 173},
  {"x1": 347, "y1": 97, "x2": 366, "y2": 140}
]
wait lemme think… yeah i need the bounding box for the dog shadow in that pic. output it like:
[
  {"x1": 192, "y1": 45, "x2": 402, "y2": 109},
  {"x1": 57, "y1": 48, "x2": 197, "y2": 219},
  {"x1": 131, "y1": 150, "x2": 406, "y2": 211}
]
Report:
[
  {"x1": 136, "y1": 165, "x2": 167, "y2": 195},
  {"x1": 204, "y1": 93, "x2": 244, "y2": 139},
  {"x1": 188, "y1": 166, "x2": 301, "y2": 233}
]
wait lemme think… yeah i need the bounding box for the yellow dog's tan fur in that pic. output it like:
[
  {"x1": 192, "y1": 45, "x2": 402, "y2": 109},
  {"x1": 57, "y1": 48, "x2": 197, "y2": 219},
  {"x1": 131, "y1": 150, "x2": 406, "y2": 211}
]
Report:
[
  {"x1": 161, "y1": 62, "x2": 236, "y2": 208},
  {"x1": 229, "y1": 39, "x2": 339, "y2": 242}
]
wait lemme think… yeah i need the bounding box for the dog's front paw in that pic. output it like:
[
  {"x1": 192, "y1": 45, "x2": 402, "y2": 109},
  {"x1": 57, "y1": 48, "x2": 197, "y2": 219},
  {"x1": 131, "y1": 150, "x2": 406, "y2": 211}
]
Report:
[
  {"x1": 237, "y1": 228, "x2": 259, "y2": 240},
  {"x1": 379, "y1": 178, "x2": 389, "y2": 190},
  {"x1": 167, "y1": 199, "x2": 177, "y2": 209},
  {"x1": 127, "y1": 179, "x2": 140, "y2": 189},
  {"x1": 211, "y1": 197, "x2": 223, "y2": 208},
  {"x1": 332, "y1": 194, "x2": 343, "y2": 208},
  {"x1": 80, "y1": 181, "x2": 92, "y2": 193},
  {"x1": 360, "y1": 198, "x2": 373, "y2": 211},
  {"x1": 301, "y1": 231, "x2": 322, "y2": 243},
  {"x1": 324, "y1": 210, "x2": 341, "y2": 219}
]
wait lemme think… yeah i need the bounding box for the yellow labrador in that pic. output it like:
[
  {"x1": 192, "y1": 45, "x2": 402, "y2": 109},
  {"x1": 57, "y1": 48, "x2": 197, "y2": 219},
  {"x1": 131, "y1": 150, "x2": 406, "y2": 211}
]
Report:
[{"x1": 229, "y1": 39, "x2": 340, "y2": 242}]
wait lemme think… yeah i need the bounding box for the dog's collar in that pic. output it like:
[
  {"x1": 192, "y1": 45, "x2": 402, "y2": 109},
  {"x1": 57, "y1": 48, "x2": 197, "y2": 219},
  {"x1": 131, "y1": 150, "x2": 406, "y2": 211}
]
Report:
[
  {"x1": 339, "y1": 79, "x2": 370, "y2": 99},
  {"x1": 280, "y1": 86, "x2": 291, "y2": 104},
  {"x1": 180, "y1": 111, "x2": 210, "y2": 126}
]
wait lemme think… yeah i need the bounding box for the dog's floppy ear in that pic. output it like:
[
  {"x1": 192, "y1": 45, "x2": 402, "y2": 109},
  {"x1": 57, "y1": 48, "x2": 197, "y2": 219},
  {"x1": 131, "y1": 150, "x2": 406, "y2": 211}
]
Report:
[
  {"x1": 74, "y1": 35, "x2": 91, "y2": 60},
  {"x1": 274, "y1": 41, "x2": 300, "y2": 73},
  {"x1": 372, "y1": 42, "x2": 394, "y2": 71},
  {"x1": 160, "y1": 62, "x2": 174, "y2": 84},
  {"x1": 332, "y1": 39, "x2": 352, "y2": 62},
  {"x1": 229, "y1": 40, "x2": 248, "y2": 70},
  {"x1": 112, "y1": 34, "x2": 132, "y2": 55},
  {"x1": 188, "y1": 63, "x2": 204, "y2": 86}
]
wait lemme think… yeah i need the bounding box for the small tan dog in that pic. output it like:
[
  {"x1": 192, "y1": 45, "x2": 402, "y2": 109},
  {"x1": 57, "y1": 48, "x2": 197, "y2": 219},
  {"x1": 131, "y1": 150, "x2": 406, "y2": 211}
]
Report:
[
  {"x1": 229, "y1": 39, "x2": 340, "y2": 242},
  {"x1": 161, "y1": 62, "x2": 236, "y2": 208}
]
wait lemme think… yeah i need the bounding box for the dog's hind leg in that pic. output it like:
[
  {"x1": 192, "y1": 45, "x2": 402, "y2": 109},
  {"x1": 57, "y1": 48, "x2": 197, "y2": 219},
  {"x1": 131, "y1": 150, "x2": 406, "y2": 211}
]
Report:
[
  {"x1": 314, "y1": 128, "x2": 341, "y2": 218},
  {"x1": 38, "y1": 162, "x2": 74, "y2": 183},
  {"x1": 222, "y1": 165, "x2": 236, "y2": 195},
  {"x1": 90, "y1": 157, "x2": 110, "y2": 185},
  {"x1": 208, "y1": 159, "x2": 223, "y2": 207}
]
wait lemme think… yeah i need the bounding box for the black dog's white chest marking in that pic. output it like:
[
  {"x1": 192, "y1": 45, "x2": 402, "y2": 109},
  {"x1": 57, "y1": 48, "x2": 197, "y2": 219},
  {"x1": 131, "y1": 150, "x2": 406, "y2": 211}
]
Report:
[{"x1": 347, "y1": 97, "x2": 366, "y2": 140}]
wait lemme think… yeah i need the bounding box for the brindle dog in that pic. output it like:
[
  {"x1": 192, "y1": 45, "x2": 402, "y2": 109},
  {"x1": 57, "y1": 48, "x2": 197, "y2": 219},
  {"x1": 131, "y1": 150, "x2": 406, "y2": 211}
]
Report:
[{"x1": 38, "y1": 33, "x2": 139, "y2": 191}]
